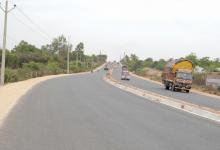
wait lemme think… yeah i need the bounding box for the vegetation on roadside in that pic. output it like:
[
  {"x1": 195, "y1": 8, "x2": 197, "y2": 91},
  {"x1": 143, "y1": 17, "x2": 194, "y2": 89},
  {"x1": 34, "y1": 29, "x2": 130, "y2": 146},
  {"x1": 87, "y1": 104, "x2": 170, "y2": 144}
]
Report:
[
  {"x1": 0, "y1": 35, "x2": 107, "y2": 83},
  {"x1": 121, "y1": 53, "x2": 220, "y2": 95},
  {"x1": 121, "y1": 53, "x2": 220, "y2": 72}
]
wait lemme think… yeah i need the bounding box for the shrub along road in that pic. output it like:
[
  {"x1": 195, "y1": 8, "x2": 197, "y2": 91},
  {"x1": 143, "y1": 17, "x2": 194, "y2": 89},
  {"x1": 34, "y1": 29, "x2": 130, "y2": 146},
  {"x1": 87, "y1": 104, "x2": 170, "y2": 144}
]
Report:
[{"x1": 0, "y1": 69, "x2": 220, "y2": 150}]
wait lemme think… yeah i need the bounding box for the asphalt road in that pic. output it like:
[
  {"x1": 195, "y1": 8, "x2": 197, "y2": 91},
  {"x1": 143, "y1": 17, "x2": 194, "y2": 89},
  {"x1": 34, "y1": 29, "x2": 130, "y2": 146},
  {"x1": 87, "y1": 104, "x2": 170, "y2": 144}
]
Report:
[
  {"x1": 112, "y1": 67, "x2": 220, "y2": 110},
  {"x1": 0, "y1": 69, "x2": 220, "y2": 150}
]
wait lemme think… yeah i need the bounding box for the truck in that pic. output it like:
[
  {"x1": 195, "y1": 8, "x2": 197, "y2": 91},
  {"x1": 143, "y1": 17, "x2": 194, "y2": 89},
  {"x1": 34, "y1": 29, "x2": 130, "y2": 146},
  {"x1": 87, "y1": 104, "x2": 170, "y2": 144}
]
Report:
[
  {"x1": 162, "y1": 59, "x2": 193, "y2": 93},
  {"x1": 121, "y1": 66, "x2": 130, "y2": 80}
]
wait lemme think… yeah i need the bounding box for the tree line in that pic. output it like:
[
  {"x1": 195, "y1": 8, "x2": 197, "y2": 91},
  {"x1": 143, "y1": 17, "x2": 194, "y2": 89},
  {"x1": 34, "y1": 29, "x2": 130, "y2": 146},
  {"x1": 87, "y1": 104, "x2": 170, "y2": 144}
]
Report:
[
  {"x1": 0, "y1": 35, "x2": 107, "y2": 83},
  {"x1": 121, "y1": 53, "x2": 220, "y2": 88},
  {"x1": 121, "y1": 53, "x2": 220, "y2": 73}
]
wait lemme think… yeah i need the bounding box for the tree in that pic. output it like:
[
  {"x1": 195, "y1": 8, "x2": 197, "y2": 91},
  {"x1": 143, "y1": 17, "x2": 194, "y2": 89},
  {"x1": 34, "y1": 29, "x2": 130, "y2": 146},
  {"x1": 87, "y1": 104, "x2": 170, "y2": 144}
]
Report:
[
  {"x1": 185, "y1": 53, "x2": 198, "y2": 66},
  {"x1": 97, "y1": 54, "x2": 107, "y2": 63},
  {"x1": 144, "y1": 57, "x2": 154, "y2": 67},
  {"x1": 129, "y1": 54, "x2": 142, "y2": 71},
  {"x1": 75, "y1": 42, "x2": 84, "y2": 51},
  {"x1": 74, "y1": 42, "x2": 84, "y2": 65},
  {"x1": 6, "y1": 52, "x2": 19, "y2": 69},
  {"x1": 51, "y1": 35, "x2": 67, "y2": 54},
  {"x1": 13, "y1": 41, "x2": 48, "y2": 67},
  {"x1": 121, "y1": 55, "x2": 130, "y2": 65},
  {"x1": 155, "y1": 59, "x2": 166, "y2": 70},
  {"x1": 199, "y1": 57, "x2": 210, "y2": 67},
  {"x1": 42, "y1": 35, "x2": 72, "y2": 59},
  {"x1": 1, "y1": 35, "x2": 107, "y2": 83},
  {"x1": 13, "y1": 41, "x2": 39, "y2": 53},
  {"x1": 75, "y1": 42, "x2": 84, "y2": 62}
]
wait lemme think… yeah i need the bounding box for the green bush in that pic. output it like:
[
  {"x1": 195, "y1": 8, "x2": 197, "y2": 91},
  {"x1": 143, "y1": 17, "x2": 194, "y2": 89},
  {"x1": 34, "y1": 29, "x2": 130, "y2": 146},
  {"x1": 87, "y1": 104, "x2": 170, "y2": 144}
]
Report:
[
  {"x1": 47, "y1": 62, "x2": 62, "y2": 74},
  {"x1": 136, "y1": 68, "x2": 146, "y2": 76},
  {"x1": 23, "y1": 62, "x2": 41, "y2": 71},
  {"x1": 1, "y1": 38, "x2": 107, "y2": 83},
  {"x1": 69, "y1": 62, "x2": 78, "y2": 73},
  {"x1": 5, "y1": 69, "x2": 18, "y2": 83}
]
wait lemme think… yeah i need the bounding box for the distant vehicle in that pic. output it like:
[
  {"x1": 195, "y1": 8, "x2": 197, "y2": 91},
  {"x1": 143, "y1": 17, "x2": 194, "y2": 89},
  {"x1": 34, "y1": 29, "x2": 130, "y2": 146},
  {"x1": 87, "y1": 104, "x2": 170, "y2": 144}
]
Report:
[
  {"x1": 162, "y1": 59, "x2": 193, "y2": 93},
  {"x1": 121, "y1": 66, "x2": 130, "y2": 80},
  {"x1": 104, "y1": 65, "x2": 109, "y2": 71}
]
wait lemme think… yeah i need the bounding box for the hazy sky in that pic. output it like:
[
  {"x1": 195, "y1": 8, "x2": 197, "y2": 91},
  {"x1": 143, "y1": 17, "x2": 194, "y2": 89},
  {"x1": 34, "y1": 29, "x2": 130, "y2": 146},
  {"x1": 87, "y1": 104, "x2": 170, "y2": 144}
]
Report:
[{"x1": 0, "y1": 0, "x2": 220, "y2": 60}]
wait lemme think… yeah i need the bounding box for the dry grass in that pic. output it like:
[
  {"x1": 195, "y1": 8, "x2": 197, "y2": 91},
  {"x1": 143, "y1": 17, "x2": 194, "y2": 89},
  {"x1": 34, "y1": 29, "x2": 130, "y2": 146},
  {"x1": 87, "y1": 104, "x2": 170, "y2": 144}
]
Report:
[{"x1": 136, "y1": 68, "x2": 162, "y2": 82}]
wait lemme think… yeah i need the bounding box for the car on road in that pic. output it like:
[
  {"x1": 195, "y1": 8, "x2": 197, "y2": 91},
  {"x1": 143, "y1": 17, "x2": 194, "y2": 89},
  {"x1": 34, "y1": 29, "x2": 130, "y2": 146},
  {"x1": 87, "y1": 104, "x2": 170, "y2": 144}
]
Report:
[{"x1": 104, "y1": 64, "x2": 109, "y2": 71}]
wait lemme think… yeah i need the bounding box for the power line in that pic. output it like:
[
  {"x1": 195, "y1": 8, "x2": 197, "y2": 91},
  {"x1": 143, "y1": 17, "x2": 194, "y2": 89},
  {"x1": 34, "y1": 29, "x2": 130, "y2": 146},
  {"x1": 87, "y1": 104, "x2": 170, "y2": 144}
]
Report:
[
  {"x1": 10, "y1": 12, "x2": 51, "y2": 42},
  {"x1": 16, "y1": 6, "x2": 52, "y2": 40},
  {"x1": 7, "y1": 1, "x2": 54, "y2": 43},
  {"x1": 7, "y1": 34, "x2": 17, "y2": 45}
]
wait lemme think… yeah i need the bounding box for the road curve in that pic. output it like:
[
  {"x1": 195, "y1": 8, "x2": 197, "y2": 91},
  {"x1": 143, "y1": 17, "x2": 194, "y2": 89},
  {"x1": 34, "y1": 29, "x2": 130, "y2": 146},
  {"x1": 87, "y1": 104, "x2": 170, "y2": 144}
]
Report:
[
  {"x1": 112, "y1": 67, "x2": 220, "y2": 110},
  {"x1": 0, "y1": 69, "x2": 220, "y2": 150}
]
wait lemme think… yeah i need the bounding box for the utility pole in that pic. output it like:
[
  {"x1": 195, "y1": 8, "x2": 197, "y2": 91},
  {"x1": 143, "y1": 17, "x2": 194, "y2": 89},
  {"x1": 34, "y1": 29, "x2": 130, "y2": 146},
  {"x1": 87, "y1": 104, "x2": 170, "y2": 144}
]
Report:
[
  {"x1": 86, "y1": 57, "x2": 88, "y2": 68},
  {"x1": 83, "y1": 57, "x2": 85, "y2": 68},
  {"x1": 67, "y1": 38, "x2": 70, "y2": 74},
  {"x1": 99, "y1": 50, "x2": 101, "y2": 63},
  {"x1": 76, "y1": 51, "x2": 78, "y2": 68},
  {"x1": 91, "y1": 56, "x2": 94, "y2": 69},
  {"x1": 0, "y1": 1, "x2": 16, "y2": 85},
  {"x1": 79, "y1": 52, "x2": 81, "y2": 63}
]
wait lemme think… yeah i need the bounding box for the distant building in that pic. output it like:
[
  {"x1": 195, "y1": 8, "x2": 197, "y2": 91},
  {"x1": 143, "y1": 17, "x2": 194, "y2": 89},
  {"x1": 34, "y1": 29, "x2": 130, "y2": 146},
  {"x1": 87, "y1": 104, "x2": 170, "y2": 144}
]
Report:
[{"x1": 206, "y1": 73, "x2": 220, "y2": 89}]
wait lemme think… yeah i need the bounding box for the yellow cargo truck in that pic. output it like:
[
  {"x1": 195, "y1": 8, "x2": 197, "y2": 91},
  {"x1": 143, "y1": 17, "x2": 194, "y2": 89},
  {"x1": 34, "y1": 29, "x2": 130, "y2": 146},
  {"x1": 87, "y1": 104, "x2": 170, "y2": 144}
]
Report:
[{"x1": 162, "y1": 59, "x2": 193, "y2": 93}]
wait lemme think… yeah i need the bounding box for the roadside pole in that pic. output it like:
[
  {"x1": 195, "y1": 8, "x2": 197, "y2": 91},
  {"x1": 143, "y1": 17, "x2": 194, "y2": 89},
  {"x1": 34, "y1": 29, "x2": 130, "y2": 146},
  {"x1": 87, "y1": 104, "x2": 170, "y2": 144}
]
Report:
[
  {"x1": 67, "y1": 44, "x2": 69, "y2": 74},
  {"x1": 0, "y1": 1, "x2": 16, "y2": 85},
  {"x1": 76, "y1": 51, "x2": 78, "y2": 68},
  {"x1": 67, "y1": 37, "x2": 70, "y2": 74},
  {"x1": 91, "y1": 57, "x2": 94, "y2": 70}
]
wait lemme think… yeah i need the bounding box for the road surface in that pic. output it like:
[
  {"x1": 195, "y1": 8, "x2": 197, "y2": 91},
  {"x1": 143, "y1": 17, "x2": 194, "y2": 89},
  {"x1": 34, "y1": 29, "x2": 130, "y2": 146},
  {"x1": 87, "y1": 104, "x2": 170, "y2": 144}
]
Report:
[
  {"x1": 113, "y1": 67, "x2": 220, "y2": 110},
  {"x1": 0, "y1": 69, "x2": 220, "y2": 150}
]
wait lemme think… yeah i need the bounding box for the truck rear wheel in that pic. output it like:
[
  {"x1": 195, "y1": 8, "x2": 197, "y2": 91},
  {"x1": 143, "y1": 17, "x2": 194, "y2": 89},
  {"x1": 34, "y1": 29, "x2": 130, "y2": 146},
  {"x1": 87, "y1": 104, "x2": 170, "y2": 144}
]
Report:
[
  {"x1": 185, "y1": 90, "x2": 190, "y2": 93},
  {"x1": 172, "y1": 86, "x2": 176, "y2": 92},
  {"x1": 165, "y1": 85, "x2": 169, "y2": 90}
]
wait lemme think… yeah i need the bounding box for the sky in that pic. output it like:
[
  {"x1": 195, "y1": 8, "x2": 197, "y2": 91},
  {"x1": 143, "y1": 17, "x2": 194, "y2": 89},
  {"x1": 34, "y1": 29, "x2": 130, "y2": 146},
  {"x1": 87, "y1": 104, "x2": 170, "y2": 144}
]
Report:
[{"x1": 0, "y1": 0, "x2": 220, "y2": 61}]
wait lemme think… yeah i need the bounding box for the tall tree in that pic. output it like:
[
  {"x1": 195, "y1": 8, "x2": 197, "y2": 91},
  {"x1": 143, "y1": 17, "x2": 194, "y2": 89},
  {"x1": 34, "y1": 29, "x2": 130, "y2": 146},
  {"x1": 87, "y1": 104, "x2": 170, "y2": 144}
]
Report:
[
  {"x1": 75, "y1": 42, "x2": 84, "y2": 51},
  {"x1": 42, "y1": 35, "x2": 71, "y2": 57},
  {"x1": 185, "y1": 53, "x2": 198, "y2": 66},
  {"x1": 75, "y1": 42, "x2": 84, "y2": 63}
]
